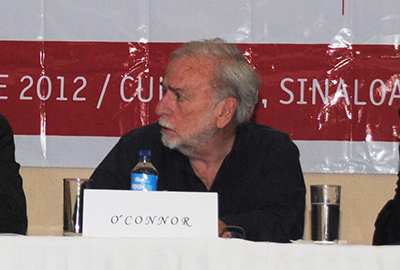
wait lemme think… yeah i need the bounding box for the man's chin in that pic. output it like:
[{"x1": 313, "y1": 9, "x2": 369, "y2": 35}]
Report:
[
  {"x1": 161, "y1": 134, "x2": 180, "y2": 149},
  {"x1": 161, "y1": 135, "x2": 198, "y2": 157}
]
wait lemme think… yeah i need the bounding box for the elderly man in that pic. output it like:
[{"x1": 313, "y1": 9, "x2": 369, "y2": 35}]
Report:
[{"x1": 91, "y1": 38, "x2": 306, "y2": 242}]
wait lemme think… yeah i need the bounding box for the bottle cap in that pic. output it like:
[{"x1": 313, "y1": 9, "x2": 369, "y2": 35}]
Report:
[{"x1": 138, "y1": 149, "x2": 151, "y2": 158}]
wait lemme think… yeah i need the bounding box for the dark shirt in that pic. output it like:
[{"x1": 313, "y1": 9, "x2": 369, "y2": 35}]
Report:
[
  {"x1": 0, "y1": 114, "x2": 28, "y2": 235},
  {"x1": 373, "y1": 144, "x2": 400, "y2": 245},
  {"x1": 91, "y1": 122, "x2": 306, "y2": 242}
]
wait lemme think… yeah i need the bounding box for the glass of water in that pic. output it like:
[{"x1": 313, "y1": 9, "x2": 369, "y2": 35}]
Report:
[{"x1": 310, "y1": 185, "x2": 341, "y2": 243}]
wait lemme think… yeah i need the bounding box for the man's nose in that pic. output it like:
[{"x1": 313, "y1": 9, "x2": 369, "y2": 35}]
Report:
[{"x1": 155, "y1": 90, "x2": 172, "y2": 116}]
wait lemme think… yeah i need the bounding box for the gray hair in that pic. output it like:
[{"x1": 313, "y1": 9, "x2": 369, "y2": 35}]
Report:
[{"x1": 169, "y1": 38, "x2": 260, "y2": 125}]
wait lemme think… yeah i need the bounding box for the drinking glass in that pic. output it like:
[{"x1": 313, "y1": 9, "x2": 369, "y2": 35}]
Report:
[
  {"x1": 310, "y1": 185, "x2": 341, "y2": 243},
  {"x1": 63, "y1": 178, "x2": 92, "y2": 236}
]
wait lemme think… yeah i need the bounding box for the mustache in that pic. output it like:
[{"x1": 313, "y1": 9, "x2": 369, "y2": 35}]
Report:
[{"x1": 158, "y1": 118, "x2": 176, "y2": 131}]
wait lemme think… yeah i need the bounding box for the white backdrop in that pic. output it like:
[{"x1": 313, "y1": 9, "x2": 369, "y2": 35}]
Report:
[{"x1": 1, "y1": 0, "x2": 400, "y2": 173}]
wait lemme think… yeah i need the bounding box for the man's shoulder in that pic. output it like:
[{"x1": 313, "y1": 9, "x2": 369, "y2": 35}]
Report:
[
  {"x1": 240, "y1": 122, "x2": 292, "y2": 144},
  {"x1": 0, "y1": 114, "x2": 13, "y2": 146},
  {"x1": 237, "y1": 122, "x2": 299, "y2": 155},
  {"x1": 0, "y1": 114, "x2": 6, "y2": 124},
  {"x1": 0, "y1": 114, "x2": 12, "y2": 135},
  {"x1": 122, "y1": 123, "x2": 161, "y2": 139},
  {"x1": 118, "y1": 123, "x2": 163, "y2": 149},
  {"x1": 235, "y1": 123, "x2": 301, "y2": 162}
]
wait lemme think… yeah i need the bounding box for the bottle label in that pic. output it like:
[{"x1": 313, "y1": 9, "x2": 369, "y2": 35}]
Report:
[{"x1": 131, "y1": 173, "x2": 158, "y2": 191}]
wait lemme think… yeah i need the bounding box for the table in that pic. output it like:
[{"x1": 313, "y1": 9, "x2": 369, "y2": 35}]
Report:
[{"x1": 0, "y1": 236, "x2": 399, "y2": 270}]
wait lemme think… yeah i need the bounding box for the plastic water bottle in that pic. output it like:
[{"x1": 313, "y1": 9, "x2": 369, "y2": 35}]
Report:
[{"x1": 130, "y1": 150, "x2": 158, "y2": 191}]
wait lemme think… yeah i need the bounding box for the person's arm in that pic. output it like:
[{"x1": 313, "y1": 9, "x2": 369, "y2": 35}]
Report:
[
  {"x1": 220, "y1": 137, "x2": 305, "y2": 242},
  {"x1": 373, "y1": 173, "x2": 400, "y2": 245},
  {"x1": 90, "y1": 124, "x2": 163, "y2": 190},
  {"x1": 0, "y1": 115, "x2": 28, "y2": 235},
  {"x1": 90, "y1": 135, "x2": 132, "y2": 190}
]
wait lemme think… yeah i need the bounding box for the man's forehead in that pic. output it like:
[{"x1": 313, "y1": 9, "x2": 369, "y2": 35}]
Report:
[{"x1": 165, "y1": 57, "x2": 214, "y2": 79}]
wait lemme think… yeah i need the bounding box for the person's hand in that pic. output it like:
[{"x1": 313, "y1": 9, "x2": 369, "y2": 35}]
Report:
[
  {"x1": 218, "y1": 219, "x2": 232, "y2": 238},
  {"x1": 218, "y1": 220, "x2": 246, "y2": 239}
]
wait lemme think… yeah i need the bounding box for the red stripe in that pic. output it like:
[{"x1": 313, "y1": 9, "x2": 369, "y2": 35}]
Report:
[{"x1": 342, "y1": 0, "x2": 345, "y2": 15}]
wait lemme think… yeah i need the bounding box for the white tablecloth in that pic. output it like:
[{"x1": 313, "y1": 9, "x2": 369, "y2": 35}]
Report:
[{"x1": 0, "y1": 236, "x2": 399, "y2": 270}]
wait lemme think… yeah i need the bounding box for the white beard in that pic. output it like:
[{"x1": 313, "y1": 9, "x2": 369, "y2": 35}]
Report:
[{"x1": 159, "y1": 110, "x2": 218, "y2": 156}]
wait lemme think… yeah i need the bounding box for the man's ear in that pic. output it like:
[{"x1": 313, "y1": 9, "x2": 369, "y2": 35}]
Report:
[{"x1": 216, "y1": 97, "x2": 238, "y2": 128}]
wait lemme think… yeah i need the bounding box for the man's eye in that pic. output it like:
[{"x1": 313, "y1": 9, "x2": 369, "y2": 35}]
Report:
[{"x1": 175, "y1": 92, "x2": 183, "y2": 101}]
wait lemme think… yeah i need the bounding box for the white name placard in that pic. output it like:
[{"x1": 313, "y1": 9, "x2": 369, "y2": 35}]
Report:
[{"x1": 82, "y1": 190, "x2": 218, "y2": 238}]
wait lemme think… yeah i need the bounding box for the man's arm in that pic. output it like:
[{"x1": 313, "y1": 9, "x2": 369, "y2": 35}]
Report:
[
  {"x1": 0, "y1": 115, "x2": 28, "y2": 235},
  {"x1": 219, "y1": 136, "x2": 306, "y2": 242},
  {"x1": 90, "y1": 124, "x2": 163, "y2": 190},
  {"x1": 373, "y1": 169, "x2": 400, "y2": 245},
  {"x1": 90, "y1": 135, "x2": 132, "y2": 190}
]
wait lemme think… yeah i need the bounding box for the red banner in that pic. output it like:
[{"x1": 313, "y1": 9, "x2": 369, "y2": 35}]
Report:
[{"x1": 1, "y1": 41, "x2": 399, "y2": 142}]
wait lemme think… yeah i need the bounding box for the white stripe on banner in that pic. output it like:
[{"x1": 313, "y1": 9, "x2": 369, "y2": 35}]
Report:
[
  {"x1": 296, "y1": 141, "x2": 399, "y2": 174},
  {"x1": 0, "y1": 0, "x2": 399, "y2": 44},
  {"x1": 14, "y1": 135, "x2": 119, "y2": 168},
  {"x1": 14, "y1": 135, "x2": 399, "y2": 174}
]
